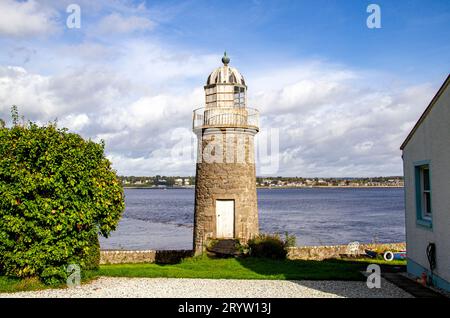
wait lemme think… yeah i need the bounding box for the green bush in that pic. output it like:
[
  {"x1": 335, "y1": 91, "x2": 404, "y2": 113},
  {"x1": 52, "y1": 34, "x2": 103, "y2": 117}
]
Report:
[
  {"x1": 0, "y1": 108, "x2": 125, "y2": 284},
  {"x1": 247, "y1": 233, "x2": 296, "y2": 260},
  {"x1": 283, "y1": 231, "x2": 297, "y2": 248}
]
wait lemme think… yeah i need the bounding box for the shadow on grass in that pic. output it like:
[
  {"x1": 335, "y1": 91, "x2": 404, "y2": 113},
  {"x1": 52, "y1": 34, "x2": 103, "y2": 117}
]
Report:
[
  {"x1": 154, "y1": 250, "x2": 194, "y2": 264},
  {"x1": 235, "y1": 257, "x2": 365, "y2": 281}
]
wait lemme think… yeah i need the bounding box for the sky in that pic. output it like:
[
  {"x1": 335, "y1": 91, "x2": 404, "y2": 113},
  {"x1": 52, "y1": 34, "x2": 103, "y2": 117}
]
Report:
[{"x1": 0, "y1": 0, "x2": 449, "y2": 177}]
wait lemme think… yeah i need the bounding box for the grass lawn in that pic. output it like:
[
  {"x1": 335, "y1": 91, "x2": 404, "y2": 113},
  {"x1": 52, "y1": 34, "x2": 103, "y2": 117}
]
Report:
[
  {"x1": 97, "y1": 256, "x2": 366, "y2": 281},
  {"x1": 0, "y1": 256, "x2": 406, "y2": 293},
  {"x1": 0, "y1": 276, "x2": 49, "y2": 293}
]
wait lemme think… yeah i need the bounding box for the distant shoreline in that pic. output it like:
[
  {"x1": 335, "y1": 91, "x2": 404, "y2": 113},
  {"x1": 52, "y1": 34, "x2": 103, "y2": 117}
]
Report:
[
  {"x1": 256, "y1": 186, "x2": 404, "y2": 189},
  {"x1": 123, "y1": 186, "x2": 404, "y2": 189}
]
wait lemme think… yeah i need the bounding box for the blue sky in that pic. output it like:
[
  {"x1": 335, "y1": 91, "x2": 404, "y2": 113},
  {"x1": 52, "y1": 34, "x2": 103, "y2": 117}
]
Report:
[
  {"x1": 145, "y1": 0, "x2": 449, "y2": 80},
  {"x1": 0, "y1": 0, "x2": 449, "y2": 176}
]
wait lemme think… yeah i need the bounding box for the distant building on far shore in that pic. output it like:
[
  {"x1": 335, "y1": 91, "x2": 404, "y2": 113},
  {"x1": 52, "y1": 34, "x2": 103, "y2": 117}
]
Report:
[{"x1": 400, "y1": 74, "x2": 450, "y2": 293}]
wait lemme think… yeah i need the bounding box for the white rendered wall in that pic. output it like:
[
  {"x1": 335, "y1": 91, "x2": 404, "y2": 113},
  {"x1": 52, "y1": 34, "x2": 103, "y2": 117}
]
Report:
[{"x1": 402, "y1": 83, "x2": 450, "y2": 283}]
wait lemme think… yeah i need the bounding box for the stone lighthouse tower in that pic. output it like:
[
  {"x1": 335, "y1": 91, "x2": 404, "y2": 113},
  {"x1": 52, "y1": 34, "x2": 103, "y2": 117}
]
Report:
[{"x1": 192, "y1": 52, "x2": 259, "y2": 254}]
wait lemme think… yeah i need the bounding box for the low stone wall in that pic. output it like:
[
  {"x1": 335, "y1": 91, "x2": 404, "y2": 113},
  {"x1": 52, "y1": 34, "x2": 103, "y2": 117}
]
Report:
[
  {"x1": 287, "y1": 242, "x2": 406, "y2": 261},
  {"x1": 100, "y1": 242, "x2": 405, "y2": 264},
  {"x1": 100, "y1": 250, "x2": 193, "y2": 265}
]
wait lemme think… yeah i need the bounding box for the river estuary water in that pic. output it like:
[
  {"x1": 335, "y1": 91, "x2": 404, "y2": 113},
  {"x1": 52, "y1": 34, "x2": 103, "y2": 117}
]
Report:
[{"x1": 99, "y1": 187, "x2": 405, "y2": 250}]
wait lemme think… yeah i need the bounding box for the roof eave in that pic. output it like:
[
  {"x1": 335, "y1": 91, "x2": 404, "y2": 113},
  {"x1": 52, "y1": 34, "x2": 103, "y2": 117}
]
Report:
[{"x1": 400, "y1": 74, "x2": 450, "y2": 151}]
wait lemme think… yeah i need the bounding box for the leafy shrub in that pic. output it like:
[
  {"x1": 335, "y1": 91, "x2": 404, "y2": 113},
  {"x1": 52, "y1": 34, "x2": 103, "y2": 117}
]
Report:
[
  {"x1": 283, "y1": 232, "x2": 296, "y2": 248},
  {"x1": 247, "y1": 233, "x2": 296, "y2": 259},
  {"x1": 206, "y1": 239, "x2": 219, "y2": 251},
  {"x1": 0, "y1": 108, "x2": 125, "y2": 284}
]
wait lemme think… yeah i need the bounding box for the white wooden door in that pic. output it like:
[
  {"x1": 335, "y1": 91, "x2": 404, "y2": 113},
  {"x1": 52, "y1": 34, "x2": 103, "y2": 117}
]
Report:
[{"x1": 215, "y1": 200, "x2": 234, "y2": 238}]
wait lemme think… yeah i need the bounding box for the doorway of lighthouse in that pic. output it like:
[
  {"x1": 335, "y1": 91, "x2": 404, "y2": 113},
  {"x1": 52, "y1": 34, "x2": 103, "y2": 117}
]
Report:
[{"x1": 215, "y1": 200, "x2": 235, "y2": 238}]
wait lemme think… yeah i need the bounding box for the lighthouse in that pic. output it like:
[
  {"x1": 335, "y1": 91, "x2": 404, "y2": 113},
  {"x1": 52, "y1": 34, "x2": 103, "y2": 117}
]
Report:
[{"x1": 192, "y1": 52, "x2": 259, "y2": 254}]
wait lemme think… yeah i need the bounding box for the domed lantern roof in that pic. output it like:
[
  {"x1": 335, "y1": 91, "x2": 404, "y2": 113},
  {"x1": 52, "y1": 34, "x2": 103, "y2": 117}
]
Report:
[
  {"x1": 206, "y1": 52, "x2": 246, "y2": 86},
  {"x1": 194, "y1": 51, "x2": 259, "y2": 132}
]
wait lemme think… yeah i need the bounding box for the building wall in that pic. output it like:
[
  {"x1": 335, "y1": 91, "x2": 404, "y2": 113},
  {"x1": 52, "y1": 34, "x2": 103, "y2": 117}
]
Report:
[
  {"x1": 402, "y1": 83, "x2": 450, "y2": 290},
  {"x1": 193, "y1": 128, "x2": 258, "y2": 254}
]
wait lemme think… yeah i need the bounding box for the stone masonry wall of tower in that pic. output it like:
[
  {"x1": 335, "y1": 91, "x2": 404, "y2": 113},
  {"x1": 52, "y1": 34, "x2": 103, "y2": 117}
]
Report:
[{"x1": 193, "y1": 129, "x2": 259, "y2": 254}]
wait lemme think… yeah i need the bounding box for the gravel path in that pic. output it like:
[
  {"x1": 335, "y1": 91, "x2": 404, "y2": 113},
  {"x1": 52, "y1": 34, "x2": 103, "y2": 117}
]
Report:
[{"x1": 0, "y1": 277, "x2": 412, "y2": 298}]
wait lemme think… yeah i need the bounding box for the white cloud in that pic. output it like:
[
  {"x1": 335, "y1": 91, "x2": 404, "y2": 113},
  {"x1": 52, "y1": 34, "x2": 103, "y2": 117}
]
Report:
[
  {"x1": 95, "y1": 13, "x2": 154, "y2": 35},
  {"x1": 0, "y1": 36, "x2": 439, "y2": 177},
  {"x1": 110, "y1": 39, "x2": 219, "y2": 89},
  {"x1": 0, "y1": 65, "x2": 130, "y2": 120},
  {"x1": 249, "y1": 64, "x2": 436, "y2": 177},
  {"x1": 59, "y1": 113, "x2": 90, "y2": 132},
  {"x1": 0, "y1": 0, "x2": 59, "y2": 37},
  {"x1": 353, "y1": 141, "x2": 374, "y2": 154},
  {"x1": 0, "y1": 66, "x2": 58, "y2": 117}
]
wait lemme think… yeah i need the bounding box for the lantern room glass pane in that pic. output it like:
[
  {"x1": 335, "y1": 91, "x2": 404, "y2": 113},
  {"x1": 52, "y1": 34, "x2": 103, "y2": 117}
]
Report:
[{"x1": 234, "y1": 86, "x2": 246, "y2": 107}]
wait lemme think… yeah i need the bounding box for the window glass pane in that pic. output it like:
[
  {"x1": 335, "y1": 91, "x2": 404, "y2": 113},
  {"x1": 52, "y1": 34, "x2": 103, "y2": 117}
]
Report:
[
  {"x1": 424, "y1": 192, "x2": 431, "y2": 215},
  {"x1": 423, "y1": 168, "x2": 430, "y2": 191}
]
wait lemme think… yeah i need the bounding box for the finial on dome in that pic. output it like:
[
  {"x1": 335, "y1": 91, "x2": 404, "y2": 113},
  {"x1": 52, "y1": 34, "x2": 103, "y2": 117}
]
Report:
[{"x1": 222, "y1": 51, "x2": 230, "y2": 66}]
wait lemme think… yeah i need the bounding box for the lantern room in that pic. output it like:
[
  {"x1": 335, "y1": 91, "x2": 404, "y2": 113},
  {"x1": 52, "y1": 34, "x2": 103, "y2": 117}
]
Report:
[{"x1": 204, "y1": 52, "x2": 247, "y2": 109}]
